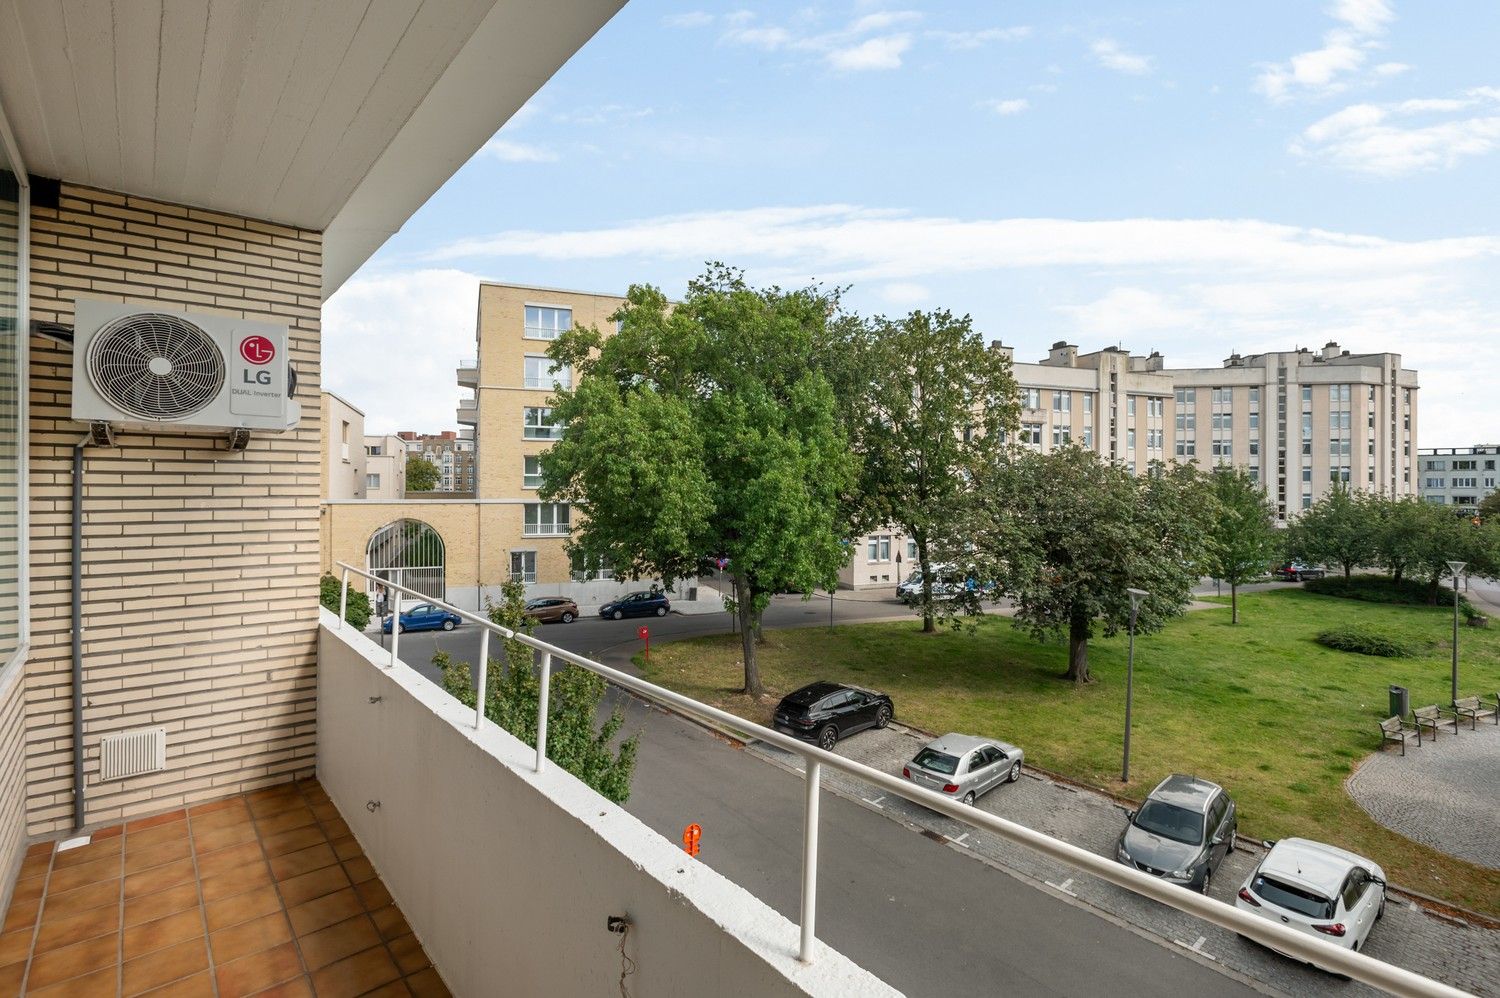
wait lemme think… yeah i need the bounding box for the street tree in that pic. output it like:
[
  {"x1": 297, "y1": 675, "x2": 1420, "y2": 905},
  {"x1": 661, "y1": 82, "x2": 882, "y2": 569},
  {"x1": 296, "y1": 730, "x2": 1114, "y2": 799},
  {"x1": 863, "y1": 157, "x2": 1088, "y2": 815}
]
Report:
[
  {"x1": 542, "y1": 265, "x2": 858, "y2": 699},
  {"x1": 849, "y1": 310, "x2": 1019, "y2": 632},
  {"x1": 1286, "y1": 484, "x2": 1375, "y2": 580},
  {"x1": 972, "y1": 448, "x2": 1213, "y2": 684},
  {"x1": 1407, "y1": 505, "x2": 1500, "y2": 604},
  {"x1": 1369, "y1": 495, "x2": 1433, "y2": 584},
  {"x1": 1478, "y1": 491, "x2": 1500, "y2": 523},
  {"x1": 1203, "y1": 466, "x2": 1279, "y2": 624},
  {"x1": 436, "y1": 579, "x2": 638, "y2": 802},
  {"x1": 405, "y1": 456, "x2": 440, "y2": 492}
]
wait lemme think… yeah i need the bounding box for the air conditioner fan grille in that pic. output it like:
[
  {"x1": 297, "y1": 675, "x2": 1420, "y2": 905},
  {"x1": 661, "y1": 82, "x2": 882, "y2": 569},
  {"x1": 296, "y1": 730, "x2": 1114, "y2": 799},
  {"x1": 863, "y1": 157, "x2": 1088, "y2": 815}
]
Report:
[{"x1": 86, "y1": 313, "x2": 225, "y2": 421}]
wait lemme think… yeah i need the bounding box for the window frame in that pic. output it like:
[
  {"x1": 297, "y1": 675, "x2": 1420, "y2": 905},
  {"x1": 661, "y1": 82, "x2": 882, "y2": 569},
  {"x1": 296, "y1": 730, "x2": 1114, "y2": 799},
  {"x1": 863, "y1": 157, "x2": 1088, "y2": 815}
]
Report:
[
  {"x1": 523, "y1": 455, "x2": 543, "y2": 490},
  {"x1": 0, "y1": 135, "x2": 29, "y2": 676},
  {"x1": 523, "y1": 502, "x2": 571, "y2": 536},
  {"x1": 523, "y1": 304, "x2": 573, "y2": 341},
  {"x1": 522, "y1": 406, "x2": 562, "y2": 440}
]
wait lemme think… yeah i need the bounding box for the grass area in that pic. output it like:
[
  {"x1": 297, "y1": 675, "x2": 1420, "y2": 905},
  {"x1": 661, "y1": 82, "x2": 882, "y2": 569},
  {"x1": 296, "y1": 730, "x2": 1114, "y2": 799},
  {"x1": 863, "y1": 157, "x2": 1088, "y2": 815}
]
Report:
[{"x1": 640, "y1": 589, "x2": 1500, "y2": 917}]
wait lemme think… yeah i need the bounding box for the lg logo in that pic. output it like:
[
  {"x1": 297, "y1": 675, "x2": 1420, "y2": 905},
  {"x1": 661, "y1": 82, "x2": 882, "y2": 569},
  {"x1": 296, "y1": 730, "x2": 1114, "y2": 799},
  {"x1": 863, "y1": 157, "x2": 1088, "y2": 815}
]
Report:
[{"x1": 240, "y1": 335, "x2": 277, "y2": 386}]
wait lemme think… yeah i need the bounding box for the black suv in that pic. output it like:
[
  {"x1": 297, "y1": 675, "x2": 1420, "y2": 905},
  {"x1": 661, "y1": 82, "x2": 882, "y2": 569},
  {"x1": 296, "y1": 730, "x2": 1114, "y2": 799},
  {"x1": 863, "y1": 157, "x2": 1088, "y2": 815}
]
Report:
[{"x1": 773, "y1": 682, "x2": 894, "y2": 751}]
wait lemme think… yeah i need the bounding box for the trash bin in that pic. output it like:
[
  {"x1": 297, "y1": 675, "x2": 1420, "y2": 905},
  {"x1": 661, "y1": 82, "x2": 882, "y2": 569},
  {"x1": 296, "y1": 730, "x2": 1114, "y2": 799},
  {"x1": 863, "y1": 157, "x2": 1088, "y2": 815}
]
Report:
[{"x1": 1388, "y1": 684, "x2": 1409, "y2": 719}]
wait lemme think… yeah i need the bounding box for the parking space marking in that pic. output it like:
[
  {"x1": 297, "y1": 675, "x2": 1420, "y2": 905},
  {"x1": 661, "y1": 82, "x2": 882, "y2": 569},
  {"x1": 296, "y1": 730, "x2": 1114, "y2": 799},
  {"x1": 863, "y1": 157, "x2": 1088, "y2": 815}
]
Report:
[
  {"x1": 1044, "y1": 877, "x2": 1079, "y2": 898},
  {"x1": 862, "y1": 795, "x2": 887, "y2": 808},
  {"x1": 1173, "y1": 935, "x2": 1217, "y2": 962},
  {"x1": 953, "y1": 832, "x2": 970, "y2": 846}
]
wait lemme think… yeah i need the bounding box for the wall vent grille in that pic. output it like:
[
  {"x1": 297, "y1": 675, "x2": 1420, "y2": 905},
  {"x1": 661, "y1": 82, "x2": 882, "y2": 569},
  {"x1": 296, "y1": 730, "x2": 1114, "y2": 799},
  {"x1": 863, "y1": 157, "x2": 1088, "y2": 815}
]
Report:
[{"x1": 99, "y1": 727, "x2": 167, "y2": 782}]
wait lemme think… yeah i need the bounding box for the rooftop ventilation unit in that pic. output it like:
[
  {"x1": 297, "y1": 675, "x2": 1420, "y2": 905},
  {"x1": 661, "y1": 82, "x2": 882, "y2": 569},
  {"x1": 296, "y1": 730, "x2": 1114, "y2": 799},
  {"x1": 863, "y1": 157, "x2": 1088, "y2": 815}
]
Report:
[{"x1": 71, "y1": 298, "x2": 299, "y2": 436}]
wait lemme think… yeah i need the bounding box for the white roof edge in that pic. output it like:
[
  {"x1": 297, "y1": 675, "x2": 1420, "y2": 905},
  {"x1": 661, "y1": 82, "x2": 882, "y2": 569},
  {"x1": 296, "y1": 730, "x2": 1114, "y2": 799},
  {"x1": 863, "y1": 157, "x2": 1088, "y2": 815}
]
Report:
[{"x1": 321, "y1": 0, "x2": 627, "y2": 300}]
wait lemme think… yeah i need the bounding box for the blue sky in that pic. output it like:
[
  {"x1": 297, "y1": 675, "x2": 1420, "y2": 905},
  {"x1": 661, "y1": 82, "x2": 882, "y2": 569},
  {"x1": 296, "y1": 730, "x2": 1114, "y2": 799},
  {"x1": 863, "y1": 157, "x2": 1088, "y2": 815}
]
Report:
[{"x1": 326, "y1": 0, "x2": 1500, "y2": 445}]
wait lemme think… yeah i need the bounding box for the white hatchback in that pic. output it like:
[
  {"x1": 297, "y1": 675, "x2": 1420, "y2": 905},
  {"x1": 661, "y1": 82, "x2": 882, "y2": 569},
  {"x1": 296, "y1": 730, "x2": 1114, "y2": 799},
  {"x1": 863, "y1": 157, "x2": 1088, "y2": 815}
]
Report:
[{"x1": 1234, "y1": 837, "x2": 1386, "y2": 967}]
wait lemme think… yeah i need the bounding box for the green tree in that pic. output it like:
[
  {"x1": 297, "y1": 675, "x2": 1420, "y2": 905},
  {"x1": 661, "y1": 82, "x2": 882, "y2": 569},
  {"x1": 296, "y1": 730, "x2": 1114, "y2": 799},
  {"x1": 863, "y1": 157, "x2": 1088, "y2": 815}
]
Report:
[
  {"x1": 405, "y1": 456, "x2": 440, "y2": 492},
  {"x1": 1478, "y1": 491, "x2": 1500, "y2": 523},
  {"x1": 1203, "y1": 467, "x2": 1279, "y2": 624},
  {"x1": 319, "y1": 573, "x2": 370, "y2": 629},
  {"x1": 1287, "y1": 484, "x2": 1376, "y2": 580},
  {"x1": 1369, "y1": 495, "x2": 1433, "y2": 584},
  {"x1": 542, "y1": 266, "x2": 858, "y2": 699},
  {"x1": 849, "y1": 310, "x2": 1019, "y2": 632},
  {"x1": 1407, "y1": 505, "x2": 1500, "y2": 604},
  {"x1": 435, "y1": 579, "x2": 638, "y2": 803},
  {"x1": 972, "y1": 448, "x2": 1213, "y2": 684}
]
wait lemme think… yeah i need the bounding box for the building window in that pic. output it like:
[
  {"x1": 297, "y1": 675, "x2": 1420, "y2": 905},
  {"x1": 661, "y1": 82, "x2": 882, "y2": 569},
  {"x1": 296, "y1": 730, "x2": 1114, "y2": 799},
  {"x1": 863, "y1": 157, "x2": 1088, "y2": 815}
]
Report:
[
  {"x1": 366, "y1": 474, "x2": 380, "y2": 490},
  {"x1": 523, "y1": 503, "x2": 570, "y2": 536},
  {"x1": 1126, "y1": 428, "x2": 1136, "y2": 449},
  {"x1": 524, "y1": 355, "x2": 572, "y2": 390},
  {"x1": 866, "y1": 535, "x2": 892, "y2": 562},
  {"x1": 1083, "y1": 425, "x2": 1095, "y2": 448},
  {"x1": 906, "y1": 539, "x2": 918, "y2": 560},
  {"x1": 1083, "y1": 393, "x2": 1094, "y2": 415},
  {"x1": 1022, "y1": 388, "x2": 1041, "y2": 410},
  {"x1": 340, "y1": 421, "x2": 350, "y2": 461},
  {"x1": 1053, "y1": 391, "x2": 1071, "y2": 413},
  {"x1": 510, "y1": 551, "x2": 537, "y2": 583},
  {"x1": 571, "y1": 551, "x2": 614, "y2": 581},
  {"x1": 1052, "y1": 425, "x2": 1071, "y2": 447},
  {"x1": 523, "y1": 455, "x2": 543, "y2": 489},
  {"x1": 523, "y1": 407, "x2": 562, "y2": 439},
  {"x1": 1021, "y1": 422, "x2": 1043, "y2": 447},
  {"x1": 524, "y1": 305, "x2": 572, "y2": 340}
]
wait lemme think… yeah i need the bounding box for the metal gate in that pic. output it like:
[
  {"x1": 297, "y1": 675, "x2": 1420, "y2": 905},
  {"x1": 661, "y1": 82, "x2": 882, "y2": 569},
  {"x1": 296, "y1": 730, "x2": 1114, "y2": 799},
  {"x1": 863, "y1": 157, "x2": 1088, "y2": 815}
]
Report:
[{"x1": 366, "y1": 519, "x2": 445, "y2": 604}]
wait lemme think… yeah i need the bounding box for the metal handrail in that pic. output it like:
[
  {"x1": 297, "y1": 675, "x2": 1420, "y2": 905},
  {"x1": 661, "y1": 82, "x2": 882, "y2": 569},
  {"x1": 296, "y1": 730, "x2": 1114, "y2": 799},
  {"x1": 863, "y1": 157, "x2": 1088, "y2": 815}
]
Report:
[{"x1": 335, "y1": 562, "x2": 1463, "y2": 997}]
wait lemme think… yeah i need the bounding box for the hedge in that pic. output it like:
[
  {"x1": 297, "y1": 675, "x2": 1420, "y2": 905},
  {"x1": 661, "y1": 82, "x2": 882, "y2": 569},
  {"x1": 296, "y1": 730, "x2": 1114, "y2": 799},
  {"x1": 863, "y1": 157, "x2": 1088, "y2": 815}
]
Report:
[
  {"x1": 1303, "y1": 574, "x2": 1478, "y2": 618},
  {"x1": 1315, "y1": 627, "x2": 1416, "y2": 658},
  {"x1": 320, "y1": 573, "x2": 371, "y2": 629}
]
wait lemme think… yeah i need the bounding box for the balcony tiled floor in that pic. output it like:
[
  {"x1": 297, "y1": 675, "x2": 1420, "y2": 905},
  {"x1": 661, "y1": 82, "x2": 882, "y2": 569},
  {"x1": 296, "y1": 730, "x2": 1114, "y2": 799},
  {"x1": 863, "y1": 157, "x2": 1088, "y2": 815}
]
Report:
[{"x1": 0, "y1": 780, "x2": 448, "y2": 997}]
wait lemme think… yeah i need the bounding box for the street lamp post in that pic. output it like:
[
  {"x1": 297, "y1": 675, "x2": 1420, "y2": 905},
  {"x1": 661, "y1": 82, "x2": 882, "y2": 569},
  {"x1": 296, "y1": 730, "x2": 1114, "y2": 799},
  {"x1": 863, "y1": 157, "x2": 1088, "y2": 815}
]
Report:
[
  {"x1": 1447, "y1": 560, "x2": 1466, "y2": 705},
  {"x1": 1122, "y1": 587, "x2": 1148, "y2": 784}
]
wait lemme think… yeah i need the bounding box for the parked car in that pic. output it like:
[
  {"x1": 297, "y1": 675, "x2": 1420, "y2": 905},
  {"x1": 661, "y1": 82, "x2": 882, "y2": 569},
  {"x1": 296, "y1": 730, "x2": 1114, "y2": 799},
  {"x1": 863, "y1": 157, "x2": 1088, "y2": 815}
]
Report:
[
  {"x1": 1234, "y1": 838, "x2": 1386, "y2": 966},
  {"x1": 901, "y1": 733, "x2": 1023, "y2": 805},
  {"x1": 1274, "y1": 562, "x2": 1326, "y2": 581},
  {"x1": 524, "y1": 597, "x2": 578, "y2": 624},
  {"x1": 772, "y1": 681, "x2": 894, "y2": 750},
  {"x1": 896, "y1": 565, "x2": 993, "y2": 605},
  {"x1": 1115, "y1": 774, "x2": 1237, "y2": 894},
  {"x1": 599, "y1": 591, "x2": 670, "y2": 620},
  {"x1": 382, "y1": 602, "x2": 462, "y2": 634}
]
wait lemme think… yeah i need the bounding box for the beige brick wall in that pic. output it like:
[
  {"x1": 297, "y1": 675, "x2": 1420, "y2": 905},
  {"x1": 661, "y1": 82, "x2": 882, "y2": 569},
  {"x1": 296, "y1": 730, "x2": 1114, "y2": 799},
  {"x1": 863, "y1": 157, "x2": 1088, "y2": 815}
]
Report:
[
  {"x1": 0, "y1": 662, "x2": 25, "y2": 911},
  {"x1": 25, "y1": 183, "x2": 322, "y2": 836}
]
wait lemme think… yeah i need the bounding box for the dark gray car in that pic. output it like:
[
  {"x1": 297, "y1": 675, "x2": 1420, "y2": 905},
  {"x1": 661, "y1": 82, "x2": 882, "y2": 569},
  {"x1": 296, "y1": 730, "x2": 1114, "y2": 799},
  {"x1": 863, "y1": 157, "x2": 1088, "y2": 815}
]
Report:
[{"x1": 1115, "y1": 774, "x2": 1237, "y2": 894}]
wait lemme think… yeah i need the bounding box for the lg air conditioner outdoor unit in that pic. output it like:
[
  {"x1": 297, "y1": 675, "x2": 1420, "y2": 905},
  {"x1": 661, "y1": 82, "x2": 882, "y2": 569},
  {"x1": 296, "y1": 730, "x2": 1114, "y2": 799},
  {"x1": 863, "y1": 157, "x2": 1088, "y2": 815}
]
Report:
[{"x1": 71, "y1": 297, "x2": 300, "y2": 436}]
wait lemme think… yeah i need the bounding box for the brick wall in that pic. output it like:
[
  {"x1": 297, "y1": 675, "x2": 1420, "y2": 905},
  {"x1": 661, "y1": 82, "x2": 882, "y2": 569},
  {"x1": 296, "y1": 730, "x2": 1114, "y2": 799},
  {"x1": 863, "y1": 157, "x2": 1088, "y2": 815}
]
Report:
[
  {"x1": 25, "y1": 183, "x2": 322, "y2": 836},
  {"x1": 0, "y1": 663, "x2": 24, "y2": 911}
]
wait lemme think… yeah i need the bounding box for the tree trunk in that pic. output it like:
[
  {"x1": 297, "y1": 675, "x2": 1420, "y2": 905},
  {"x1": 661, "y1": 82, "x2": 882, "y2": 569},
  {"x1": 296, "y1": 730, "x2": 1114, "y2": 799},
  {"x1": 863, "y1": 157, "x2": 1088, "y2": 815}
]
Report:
[
  {"x1": 1393, "y1": 566, "x2": 1403, "y2": 584},
  {"x1": 916, "y1": 535, "x2": 935, "y2": 633},
  {"x1": 1427, "y1": 574, "x2": 1442, "y2": 606},
  {"x1": 1343, "y1": 562, "x2": 1352, "y2": 581},
  {"x1": 1231, "y1": 582, "x2": 1239, "y2": 625},
  {"x1": 1062, "y1": 609, "x2": 1091, "y2": 684},
  {"x1": 735, "y1": 576, "x2": 763, "y2": 699}
]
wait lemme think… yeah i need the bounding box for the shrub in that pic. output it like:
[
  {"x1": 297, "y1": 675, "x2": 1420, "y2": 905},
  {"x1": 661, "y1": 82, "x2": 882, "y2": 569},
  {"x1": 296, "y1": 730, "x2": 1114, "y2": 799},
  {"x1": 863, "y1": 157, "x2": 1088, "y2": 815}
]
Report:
[
  {"x1": 1303, "y1": 574, "x2": 1476, "y2": 616},
  {"x1": 1315, "y1": 626, "x2": 1415, "y2": 658},
  {"x1": 320, "y1": 573, "x2": 371, "y2": 629}
]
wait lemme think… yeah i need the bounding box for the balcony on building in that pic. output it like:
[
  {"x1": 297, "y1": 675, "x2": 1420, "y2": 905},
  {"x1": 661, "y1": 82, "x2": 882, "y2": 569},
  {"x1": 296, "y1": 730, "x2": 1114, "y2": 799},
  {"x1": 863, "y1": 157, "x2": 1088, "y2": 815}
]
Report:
[
  {"x1": 456, "y1": 396, "x2": 478, "y2": 426},
  {"x1": 456, "y1": 357, "x2": 479, "y2": 389}
]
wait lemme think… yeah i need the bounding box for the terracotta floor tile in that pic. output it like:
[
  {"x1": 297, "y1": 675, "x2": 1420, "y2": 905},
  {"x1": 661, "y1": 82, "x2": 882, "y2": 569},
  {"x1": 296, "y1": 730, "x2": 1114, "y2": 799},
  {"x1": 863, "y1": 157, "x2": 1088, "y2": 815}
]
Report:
[
  {"x1": 52, "y1": 837, "x2": 123, "y2": 871},
  {"x1": 188, "y1": 819, "x2": 258, "y2": 855},
  {"x1": 46, "y1": 855, "x2": 121, "y2": 896},
  {"x1": 260, "y1": 825, "x2": 325, "y2": 859},
  {"x1": 196, "y1": 840, "x2": 266, "y2": 881},
  {"x1": 10, "y1": 874, "x2": 46, "y2": 905},
  {"x1": 355, "y1": 878, "x2": 392, "y2": 912},
  {"x1": 320, "y1": 816, "x2": 352, "y2": 840},
  {"x1": 121, "y1": 935, "x2": 209, "y2": 996},
  {"x1": 0, "y1": 926, "x2": 33, "y2": 967},
  {"x1": 140, "y1": 971, "x2": 216, "y2": 997},
  {"x1": 209, "y1": 910, "x2": 292, "y2": 964},
  {"x1": 253, "y1": 807, "x2": 316, "y2": 838},
  {"x1": 298, "y1": 913, "x2": 380, "y2": 971},
  {"x1": 269, "y1": 843, "x2": 335, "y2": 883},
  {"x1": 122, "y1": 906, "x2": 204, "y2": 961},
  {"x1": 340, "y1": 855, "x2": 376, "y2": 885},
  {"x1": 188, "y1": 797, "x2": 245, "y2": 818},
  {"x1": 124, "y1": 837, "x2": 193, "y2": 875},
  {"x1": 90, "y1": 824, "x2": 124, "y2": 840},
  {"x1": 246, "y1": 791, "x2": 303, "y2": 819},
  {"x1": 123, "y1": 858, "x2": 196, "y2": 900},
  {"x1": 296, "y1": 781, "x2": 328, "y2": 804},
  {"x1": 329, "y1": 836, "x2": 362, "y2": 862},
  {"x1": 25, "y1": 932, "x2": 120, "y2": 991},
  {"x1": 214, "y1": 939, "x2": 303, "y2": 998},
  {"x1": 3, "y1": 897, "x2": 40, "y2": 933},
  {"x1": 360, "y1": 982, "x2": 411, "y2": 998},
  {"x1": 39, "y1": 879, "x2": 120, "y2": 924},
  {"x1": 199, "y1": 862, "x2": 273, "y2": 904},
  {"x1": 20, "y1": 849, "x2": 55, "y2": 879},
  {"x1": 33, "y1": 902, "x2": 121, "y2": 954},
  {"x1": 286, "y1": 887, "x2": 362, "y2": 938},
  {"x1": 368, "y1": 904, "x2": 411, "y2": 942},
  {"x1": 26, "y1": 840, "x2": 55, "y2": 859},
  {"x1": 204, "y1": 885, "x2": 281, "y2": 933},
  {"x1": 125, "y1": 809, "x2": 187, "y2": 834},
  {"x1": 0, "y1": 961, "x2": 22, "y2": 995},
  {"x1": 246, "y1": 975, "x2": 313, "y2": 998},
  {"x1": 310, "y1": 945, "x2": 401, "y2": 998},
  {"x1": 25, "y1": 964, "x2": 118, "y2": 997},
  {"x1": 309, "y1": 802, "x2": 340, "y2": 823},
  {"x1": 403, "y1": 968, "x2": 452, "y2": 998},
  {"x1": 277, "y1": 864, "x2": 349, "y2": 909},
  {"x1": 126, "y1": 821, "x2": 191, "y2": 852},
  {"x1": 387, "y1": 932, "x2": 431, "y2": 975},
  {"x1": 125, "y1": 881, "x2": 201, "y2": 928}
]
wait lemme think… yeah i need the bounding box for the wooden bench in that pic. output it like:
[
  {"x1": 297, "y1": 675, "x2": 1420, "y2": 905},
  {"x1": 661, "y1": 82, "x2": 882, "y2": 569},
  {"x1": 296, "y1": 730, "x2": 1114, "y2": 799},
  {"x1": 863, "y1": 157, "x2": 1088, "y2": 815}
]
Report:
[
  {"x1": 1379, "y1": 716, "x2": 1417, "y2": 755},
  {"x1": 1412, "y1": 704, "x2": 1458, "y2": 741},
  {"x1": 1449, "y1": 695, "x2": 1499, "y2": 729}
]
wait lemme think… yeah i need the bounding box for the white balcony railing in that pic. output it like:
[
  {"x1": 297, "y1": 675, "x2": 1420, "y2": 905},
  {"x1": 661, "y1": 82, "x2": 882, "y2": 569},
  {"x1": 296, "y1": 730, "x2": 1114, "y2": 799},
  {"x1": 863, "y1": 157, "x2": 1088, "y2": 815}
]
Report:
[{"x1": 334, "y1": 562, "x2": 1464, "y2": 998}]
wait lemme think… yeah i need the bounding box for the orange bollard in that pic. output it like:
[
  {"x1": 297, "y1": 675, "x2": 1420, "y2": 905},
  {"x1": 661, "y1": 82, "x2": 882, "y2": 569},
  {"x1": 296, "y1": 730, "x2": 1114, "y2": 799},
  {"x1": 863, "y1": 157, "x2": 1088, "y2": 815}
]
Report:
[{"x1": 682, "y1": 823, "x2": 701, "y2": 857}]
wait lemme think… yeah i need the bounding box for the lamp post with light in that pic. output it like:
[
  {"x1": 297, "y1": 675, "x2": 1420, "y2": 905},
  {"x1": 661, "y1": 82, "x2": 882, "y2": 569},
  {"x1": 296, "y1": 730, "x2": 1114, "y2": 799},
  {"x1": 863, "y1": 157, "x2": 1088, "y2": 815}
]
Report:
[
  {"x1": 1447, "y1": 560, "x2": 1466, "y2": 705},
  {"x1": 1122, "y1": 587, "x2": 1148, "y2": 784}
]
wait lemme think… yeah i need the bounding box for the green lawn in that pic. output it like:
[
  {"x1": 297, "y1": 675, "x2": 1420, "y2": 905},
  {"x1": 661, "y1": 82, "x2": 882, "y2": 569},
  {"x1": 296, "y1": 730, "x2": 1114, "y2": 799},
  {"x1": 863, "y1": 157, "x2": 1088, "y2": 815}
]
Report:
[{"x1": 640, "y1": 589, "x2": 1500, "y2": 917}]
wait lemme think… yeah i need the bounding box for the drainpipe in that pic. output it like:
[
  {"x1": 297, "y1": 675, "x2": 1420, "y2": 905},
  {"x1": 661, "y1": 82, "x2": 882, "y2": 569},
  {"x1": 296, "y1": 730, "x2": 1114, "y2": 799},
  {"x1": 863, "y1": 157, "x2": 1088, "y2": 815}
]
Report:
[{"x1": 71, "y1": 434, "x2": 91, "y2": 832}]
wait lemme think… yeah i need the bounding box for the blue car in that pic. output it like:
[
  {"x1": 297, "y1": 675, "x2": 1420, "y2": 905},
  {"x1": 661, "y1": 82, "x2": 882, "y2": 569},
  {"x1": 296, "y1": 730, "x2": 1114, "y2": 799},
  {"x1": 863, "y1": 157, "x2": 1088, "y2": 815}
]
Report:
[
  {"x1": 599, "y1": 591, "x2": 670, "y2": 620},
  {"x1": 382, "y1": 602, "x2": 462, "y2": 634}
]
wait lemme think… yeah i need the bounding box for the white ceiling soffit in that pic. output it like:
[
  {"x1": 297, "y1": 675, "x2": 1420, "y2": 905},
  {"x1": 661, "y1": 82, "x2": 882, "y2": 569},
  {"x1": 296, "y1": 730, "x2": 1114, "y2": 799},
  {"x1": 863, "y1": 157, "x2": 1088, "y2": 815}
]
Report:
[{"x1": 0, "y1": 0, "x2": 627, "y2": 300}]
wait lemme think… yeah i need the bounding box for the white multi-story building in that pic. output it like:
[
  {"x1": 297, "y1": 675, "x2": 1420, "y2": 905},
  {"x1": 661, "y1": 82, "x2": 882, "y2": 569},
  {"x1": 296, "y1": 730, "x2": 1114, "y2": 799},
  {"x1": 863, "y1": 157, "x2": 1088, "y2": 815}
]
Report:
[{"x1": 1418, "y1": 445, "x2": 1500, "y2": 514}]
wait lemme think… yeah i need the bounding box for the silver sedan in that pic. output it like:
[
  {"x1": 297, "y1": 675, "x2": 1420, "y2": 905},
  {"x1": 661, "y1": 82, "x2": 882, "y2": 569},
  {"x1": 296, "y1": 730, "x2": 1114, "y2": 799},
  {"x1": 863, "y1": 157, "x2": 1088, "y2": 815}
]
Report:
[{"x1": 902, "y1": 733, "x2": 1024, "y2": 805}]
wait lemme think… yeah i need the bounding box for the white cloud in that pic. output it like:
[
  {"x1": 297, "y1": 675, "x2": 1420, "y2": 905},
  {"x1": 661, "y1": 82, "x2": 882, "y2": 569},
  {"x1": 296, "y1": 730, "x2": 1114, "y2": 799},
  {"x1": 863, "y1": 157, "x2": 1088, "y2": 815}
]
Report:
[
  {"x1": 1374, "y1": 61, "x2": 1411, "y2": 77},
  {"x1": 1090, "y1": 38, "x2": 1153, "y2": 76},
  {"x1": 878, "y1": 282, "x2": 930, "y2": 306},
  {"x1": 553, "y1": 104, "x2": 655, "y2": 126},
  {"x1": 827, "y1": 34, "x2": 912, "y2": 71},
  {"x1": 982, "y1": 98, "x2": 1031, "y2": 116},
  {"x1": 847, "y1": 11, "x2": 921, "y2": 34},
  {"x1": 723, "y1": 24, "x2": 793, "y2": 49},
  {"x1": 1254, "y1": 0, "x2": 1393, "y2": 101},
  {"x1": 483, "y1": 139, "x2": 558, "y2": 163},
  {"x1": 925, "y1": 26, "x2": 1030, "y2": 50},
  {"x1": 1293, "y1": 92, "x2": 1500, "y2": 175},
  {"x1": 663, "y1": 11, "x2": 713, "y2": 29}
]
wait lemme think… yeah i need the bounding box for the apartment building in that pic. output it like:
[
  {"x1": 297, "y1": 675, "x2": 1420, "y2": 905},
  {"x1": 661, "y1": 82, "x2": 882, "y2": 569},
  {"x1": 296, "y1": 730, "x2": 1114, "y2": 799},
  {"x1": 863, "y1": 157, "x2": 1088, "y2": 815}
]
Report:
[
  {"x1": 320, "y1": 391, "x2": 368, "y2": 500},
  {"x1": 398, "y1": 429, "x2": 477, "y2": 494},
  {"x1": 1418, "y1": 445, "x2": 1500, "y2": 514},
  {"x1": 364, "y1": 433, "x2": 408, "y2": 500}
]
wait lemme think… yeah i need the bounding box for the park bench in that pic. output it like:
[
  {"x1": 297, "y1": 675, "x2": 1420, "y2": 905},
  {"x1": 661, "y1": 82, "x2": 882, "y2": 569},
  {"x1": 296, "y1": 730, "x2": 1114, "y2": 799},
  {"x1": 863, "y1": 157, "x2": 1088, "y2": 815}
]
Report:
[
  {"x1": 1379, "y1": 715, "x2": 1417, "y2": 756},
  {"x1": 1449, "y1": 695, "x2": 1498, "y2": 729},
  {"x1": 1412, "y1": 704, "x2": 1458, "y2": 742}
]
